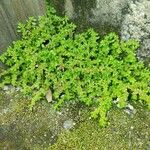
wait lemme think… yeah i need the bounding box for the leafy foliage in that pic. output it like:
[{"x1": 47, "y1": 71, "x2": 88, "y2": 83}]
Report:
[{"x1": 0, "y1": 6, "x2": 150, "y2": 127}]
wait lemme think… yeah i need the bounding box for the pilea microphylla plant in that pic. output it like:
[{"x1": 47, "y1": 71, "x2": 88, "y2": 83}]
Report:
[{"x1": 0, "y1": 4, "x2": 150, "y2": 127}]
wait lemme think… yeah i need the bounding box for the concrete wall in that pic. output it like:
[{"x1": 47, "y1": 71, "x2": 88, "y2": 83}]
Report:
[
  {"x1": 0, "y1": 0, "x2": 149, "y2": 64},
  {"x1": 0, "y1": 0, "x2": 46, "y2": 53}
]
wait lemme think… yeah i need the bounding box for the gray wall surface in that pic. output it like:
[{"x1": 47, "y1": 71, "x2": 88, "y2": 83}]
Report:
[
  {"x1": 0, "y1": 0, "x2": 149, "y2": 64},
  {"x1": 0, "y1": 0, "x2": 46, "y2": 53}
]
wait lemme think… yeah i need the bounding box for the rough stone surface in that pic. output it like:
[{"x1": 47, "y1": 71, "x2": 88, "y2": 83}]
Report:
[
  {"x1": 121, "y1": 0, "x2": 150, "y2": 65},
  {"x1": 63, "y1": 0, "x2": 130, "y2": 34},
  {"x1": 64, "y1": 0, "x2": 150, "y2": 64},
  {"x1": 64, "y1": 0, "x2": 74, "y2": 19},
  {"x1": 0, "y1": 0, "x2": 46, "y2": 53},
  {"x1": 1, "y1": 0, "x2": 150, "y2": 63},
  {"x1": 90, "y1": 0, "x2": 129, "y2": 27}
]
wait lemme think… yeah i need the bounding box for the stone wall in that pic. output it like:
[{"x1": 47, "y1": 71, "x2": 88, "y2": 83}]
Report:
[
  {"x1": 0, "y1": 0, "x2": 46, "y2": 53},
  {"x1": 62, "y1": 0, "x2": 150, "y2": 64},
  {"x1": 0, "y1": 0, "x2": 149, "y2": 64},
  {"x1": 121, "y1": 0, "x2": 150, "y2": 66}
]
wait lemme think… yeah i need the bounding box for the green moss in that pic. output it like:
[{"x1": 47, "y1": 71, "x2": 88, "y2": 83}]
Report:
[
  {"x1": 50, "y1": 106, "x2": 150, "y2": 150},
  {"x1": 0, "y1": 90, "x2": 86, "y2": 149},
  {"x1": 0, "y1": 89, "x2": 150, "y2": 149}
]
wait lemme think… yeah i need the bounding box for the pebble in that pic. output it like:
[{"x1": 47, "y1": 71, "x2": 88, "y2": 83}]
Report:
[
  {"x1": 57, "y1": 111, "x2": 62, "y2": 115},
  {"x1": 3, "y1": 85, "x2": 9, "y2": 91},
  {"x1": 16, "y1": 87, "x2": 21, "y2": 92},
  {"x1": 46, "y1": 89, "x2": 53, "y2": 103},
  {"x1": 130, "y1": 126, "x2": 134, "y2": 130},
  {"x1": 124, "y1": 104, "x2": 136, "y2": 115},
  {"x1": 63, "y1": 119, "x2": 75, "y2": 130}
]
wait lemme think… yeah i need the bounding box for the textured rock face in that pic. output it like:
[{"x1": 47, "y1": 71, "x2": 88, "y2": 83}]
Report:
[
  {"x1": 63, "y1": 0, "x2": 130, "y2": 33},
  {"x1": 0, "y1": 0, "x2": 46, "y2": 53},
  {"x1": 90, "y1": 0, "x2": 129, "y2": 28},
  {"x1": 1, "y1": 0, "x2": 149, "y2": 63},
  {"x1": 64, "y1": 0, "x2": 150, "y2": 63},
  {"x1": 121, "y1": 0, "x2": 150, "y2": 65},
  {"x1": 64, "y1": 0, "x2": 74, "y2": 19}
]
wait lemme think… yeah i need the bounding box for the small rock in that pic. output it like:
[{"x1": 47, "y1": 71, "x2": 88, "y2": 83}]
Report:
[
  {"x1": 46, "y1": 89, "x2": 52, "y2": 103},
  {"x1": 51, "y1": 135, "x2": 54, "y2": 139},
  {"x1": 63, "y1": 119, "x2": 75, "y2": 130},
  {"x1": 57, "y1": 111, "x2": 62, "y2": 115},
  {"x1": 16, "y1": 87, "x2": 21, "y2": 92},
  {"x1": 3, "y1": 85, "x2": 9, "y2": 91},
  {"x1": 128, "y1": 104, "x2": 134, "y2": 110},
  {"x1": 124, "y1": 104, "x2": 136, "y2": 115},
  {"x1": 130, "y1": 126, "x2": 134, "y2": 130}
]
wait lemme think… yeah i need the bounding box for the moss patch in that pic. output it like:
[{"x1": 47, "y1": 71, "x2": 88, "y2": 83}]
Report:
[
  {"x1": 50, "y1": 105, "x2": 150, "y2": 150},
  {"x1": 0, "y1": 90, "x2": 150, "y2": 150},
  {"x1": 0, "y1": 90, "x2": 82, "y2": 150}
]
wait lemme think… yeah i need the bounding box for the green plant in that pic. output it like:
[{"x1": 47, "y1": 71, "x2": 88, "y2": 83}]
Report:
[{"x1": 0, "y1": 5, "x2": 150, "y2": 127}]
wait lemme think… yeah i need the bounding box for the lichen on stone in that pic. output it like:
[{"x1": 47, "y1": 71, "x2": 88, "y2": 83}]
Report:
[{"x1": 121, "y1": 0, "x2": 150, "y2": 65}]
